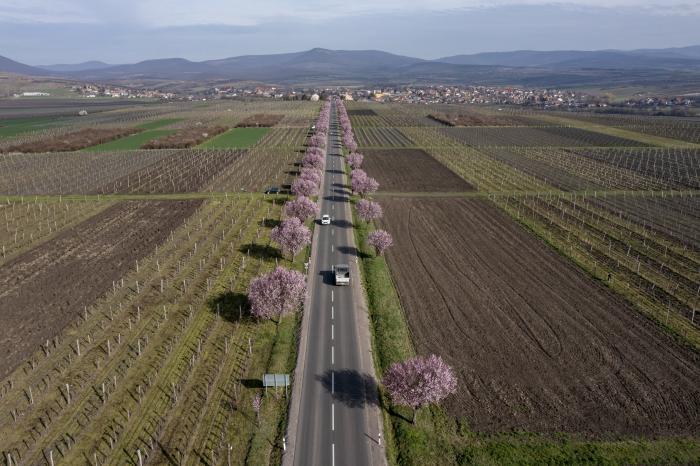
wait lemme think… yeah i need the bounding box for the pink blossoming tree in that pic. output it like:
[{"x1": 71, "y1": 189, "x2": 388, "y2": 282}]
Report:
[
  {"x1": 382, "y1": 354, "x2": 457, "y2": 423},
  {"x1": 291, "y1": 178, "x2": 319, "y2": 197},
  {"x1": 347, "y1": 152, "x2": 364, "y2": 169},
  {"x1": 271, "y1": 217, "x2": 312, "y2": 260},
  {"x1": 367, "y1": 229, "x2": 393, "y2": 256},
  {"x1": 302, "y1": 152, "x2": 325, "y2": 170},
  {"x1": 247, "y1": 266, "x2": 306, "y2": 320},
  {"x1": 284, "y1": 196, "x2": 319, "y2": 221},
  {"x1": 299, "y1": 169, "x2": 321, "y2": 187},
  {"x1": 356, "y1": 199, "x2": 383, "y2": 222}
]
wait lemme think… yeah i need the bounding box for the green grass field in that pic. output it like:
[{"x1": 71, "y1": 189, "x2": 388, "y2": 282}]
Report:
[
  {"x1": 136, "y1": 118, "x2": 183, "y2": 130},
  {"x1": 83, "y1": 129, "x2": 174, "y2": 151},
  {"x1": 199, "y1": 127, "x2": 270, "y2": 148},
  {"x1": 0, "y1": 116, "x2": 60, "y2": 138}
]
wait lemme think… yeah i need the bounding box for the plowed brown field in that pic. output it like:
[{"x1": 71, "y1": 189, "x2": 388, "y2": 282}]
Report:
[
  {"x1": 0, "y1": 200, "x2": 201, "y2": 379},
  {"x1": 363, "y1": 148, "x2": 472, "y2": 192},
  {"x1": 379, "y1": 197, "x2": 700, "y2": 436}
]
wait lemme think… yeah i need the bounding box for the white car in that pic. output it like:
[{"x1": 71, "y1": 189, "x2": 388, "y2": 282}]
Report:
[{"x1": 321, "y1": 214, "x2": 331, "y2": 225}]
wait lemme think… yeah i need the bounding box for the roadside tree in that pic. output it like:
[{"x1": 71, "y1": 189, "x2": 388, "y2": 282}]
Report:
[{"x1": 382, "y1": 354, "x2": 457, "y2": 423}]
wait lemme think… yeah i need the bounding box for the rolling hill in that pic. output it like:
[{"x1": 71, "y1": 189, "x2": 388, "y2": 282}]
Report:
[
  {"x1": 437, "y1": 46, "x2": 700, "y2": 70},
  {"x1": 1, "y1": 46, "x2": 700, "y2": 90},
  {"x1": 0, "y1": 55, "x2": 51, "y2": 76}
]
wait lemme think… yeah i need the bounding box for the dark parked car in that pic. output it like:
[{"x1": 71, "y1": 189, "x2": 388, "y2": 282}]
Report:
[{"x1": 264, "y1": 186, "x2": 280, "y2": 194}]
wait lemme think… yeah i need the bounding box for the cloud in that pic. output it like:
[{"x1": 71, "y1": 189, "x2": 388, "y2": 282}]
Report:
[
  {"x1": 0, "y1": 0, "x2": 698, "y2": 26},
  {"x1": 0, "y1": 0, "x2": 97, "y2": 23}
]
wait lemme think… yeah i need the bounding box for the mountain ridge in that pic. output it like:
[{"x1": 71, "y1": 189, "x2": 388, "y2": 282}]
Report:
[{"x1": 2, "y1": 46, "x2": 700, "y2": 89}]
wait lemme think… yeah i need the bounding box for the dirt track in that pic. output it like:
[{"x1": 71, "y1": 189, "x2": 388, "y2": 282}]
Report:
[
  {"x1": 363, "y1": 148, "x2": 472, "y2": 192},
  {"x1": 379, "y1": 197, "x2": 700, "y2": 436},
  {"x1": 0, "y1": 200, "x2": 201, "y2": 380}
]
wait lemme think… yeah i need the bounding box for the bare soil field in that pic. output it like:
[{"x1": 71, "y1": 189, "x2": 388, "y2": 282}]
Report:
[
  {"x1": 0, "y1": 200, "x2": 201, "y2": 380},
  {"x1": 363, "y1": 148, "x2": 473, "y2": 192},
  {"x1": 378, "y1": 196, "x2": 700, "y2": 436},
  {"x1": 428, "y1": 112, "x2": 535, "y2": 127},
  {"x1": 142, "y1": 126, "x2": 228, "y2": 148},
  {"x1": 235, "y1": 114, "x2": 284, "y2": 127},
  {"x1": 2, "y1": 127, "x2": 140, "y2": 153},
  {"x1": 441, "y1": 126, "x2": 649, "y2": 147},
  {"x1": 348, "y1": 109, "x2": 378, "y2": 116}
]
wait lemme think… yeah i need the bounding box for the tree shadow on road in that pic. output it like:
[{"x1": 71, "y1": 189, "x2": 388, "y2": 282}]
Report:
[
  {"x1": 324, "y1": 195, "x2": 349, "y2": 203},
  {"x1": 332, "y1": 219, "x2": 353, "y2": 229},
  {"x1": 316, "y1": 369, "x2": 379, "y2": 408},
  {"x1": 337, "y1": 245, "x2": 369, "y2": 259}
]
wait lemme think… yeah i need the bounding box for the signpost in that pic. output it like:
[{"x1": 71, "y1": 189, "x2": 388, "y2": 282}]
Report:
[{"x1": 263, "y1": 373, "x2": 291, "y2": 397}]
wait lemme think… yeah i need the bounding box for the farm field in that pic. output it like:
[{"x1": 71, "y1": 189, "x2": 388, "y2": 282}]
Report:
[
  {"x1": 0, "y1": 116, "x2": 60, "y2": 139},
  {"x1": 199, "y1": 127, "x2": 271, "y2": 148},
  {"x1": 2, "y1": 95, "x2": 698, "y2": 465},
  {"x1": 362, "y1": 148, "x2": 472, "y2": 192},
  {"x1": 354, "y1": 127, "x2": 414, "y2": 147},
  {"x1": 378, "y1": 197, "x2": 700, "y2": 435},
  {"x1": 348, "y1": 100, "x2": 700, "y2": 465},
  {"x1": 543, "y1": 111, "x2": 700, "y2": 144},
  {"x1": 0, "y1": 200, "x2": 202, "y2": 380},
  {"x1": 0, "y1": 147, "x2": 300, "y2": 195},
  {"x1": 84, "y1": 129, "x2": 175, "y2": 151},
  {"x1": 439, "y1": 125, "x2": 648, "y2": 147},
  {"x1": 0, "y1": 199, "x2": 115, "y2": 264},
  {"x1": 136, "y1": 118, "x2": 183, "y2": 130},
  {"x1": 1, "y1": 127, "x2": 141, "y2": 153},
  {"x1": 0, "y1": 99, "x2": 320, "y2": 465}
]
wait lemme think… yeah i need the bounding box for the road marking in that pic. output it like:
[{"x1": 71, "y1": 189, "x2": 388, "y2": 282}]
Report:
[
  {"x1": 332, "y1": 403, "x2": 335, "y2": 431},
  {"x1": 331, "y1": 345, "x2": 334, "y2": 365},
  {"x1": 331, "y1": 324, "x2": 334, "y2": 340},
  {"x1": 331, "y1": 244, "x2": 334, "y2": 252},
  {"x1": 332, "y1": 443, "x2": 335, "y2": 466},
  {"x1": 331, "y1": 290, "x2": 334, "y2": 303},
  {"x1": 331, "y1": 228, "x2": 334, "y2": 236},
  {"x1": 331, "y1": 305, "x2": 334, "y2": 319},
  {"x1": 332, "y1": 370, "x2": 335, "y2": 394}
]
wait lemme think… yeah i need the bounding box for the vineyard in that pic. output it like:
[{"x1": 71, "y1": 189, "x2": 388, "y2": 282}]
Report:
[
  {"x1": 2, "y1": 95, "x2": 698, "y2": 465},
  {"x1": 0, "y1": 99, "x2": 320, "y2": 465},
  {"x1": 347, "y1": 100, "x2": 700, "y2": 465}
]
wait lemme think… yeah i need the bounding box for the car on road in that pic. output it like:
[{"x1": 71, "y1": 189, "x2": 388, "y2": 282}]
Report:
[
  {"x1": 264, "y1": 186, "x2": 280, "y2": 194},
  {"x1": 321, "y1": 214, "x2": 331, "y2": 225},
  {"x1": 333, "y1": 264, "x2": 350, "y2": 285}
]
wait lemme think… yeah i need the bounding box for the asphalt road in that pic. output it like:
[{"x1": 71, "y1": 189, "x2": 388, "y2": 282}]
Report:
[{"x1": 289, "y1": 100, "x2": 382, "y2": 466}]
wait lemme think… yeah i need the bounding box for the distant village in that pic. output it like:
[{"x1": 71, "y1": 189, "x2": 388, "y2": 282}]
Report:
[
  {"x1": 203, "y1": 84, "x2": 698, "y2": 113},
  {"x1": 11, "y1": 79, "x2": 697, "y2": 114},
  {"x1": 70, "y1": 83, "x2": 176, "y2": 100}
]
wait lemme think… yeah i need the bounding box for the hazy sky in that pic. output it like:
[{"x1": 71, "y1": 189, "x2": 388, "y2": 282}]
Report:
[{"x1": 1, "y1": 0, "x2": 699, "y2": 64}]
